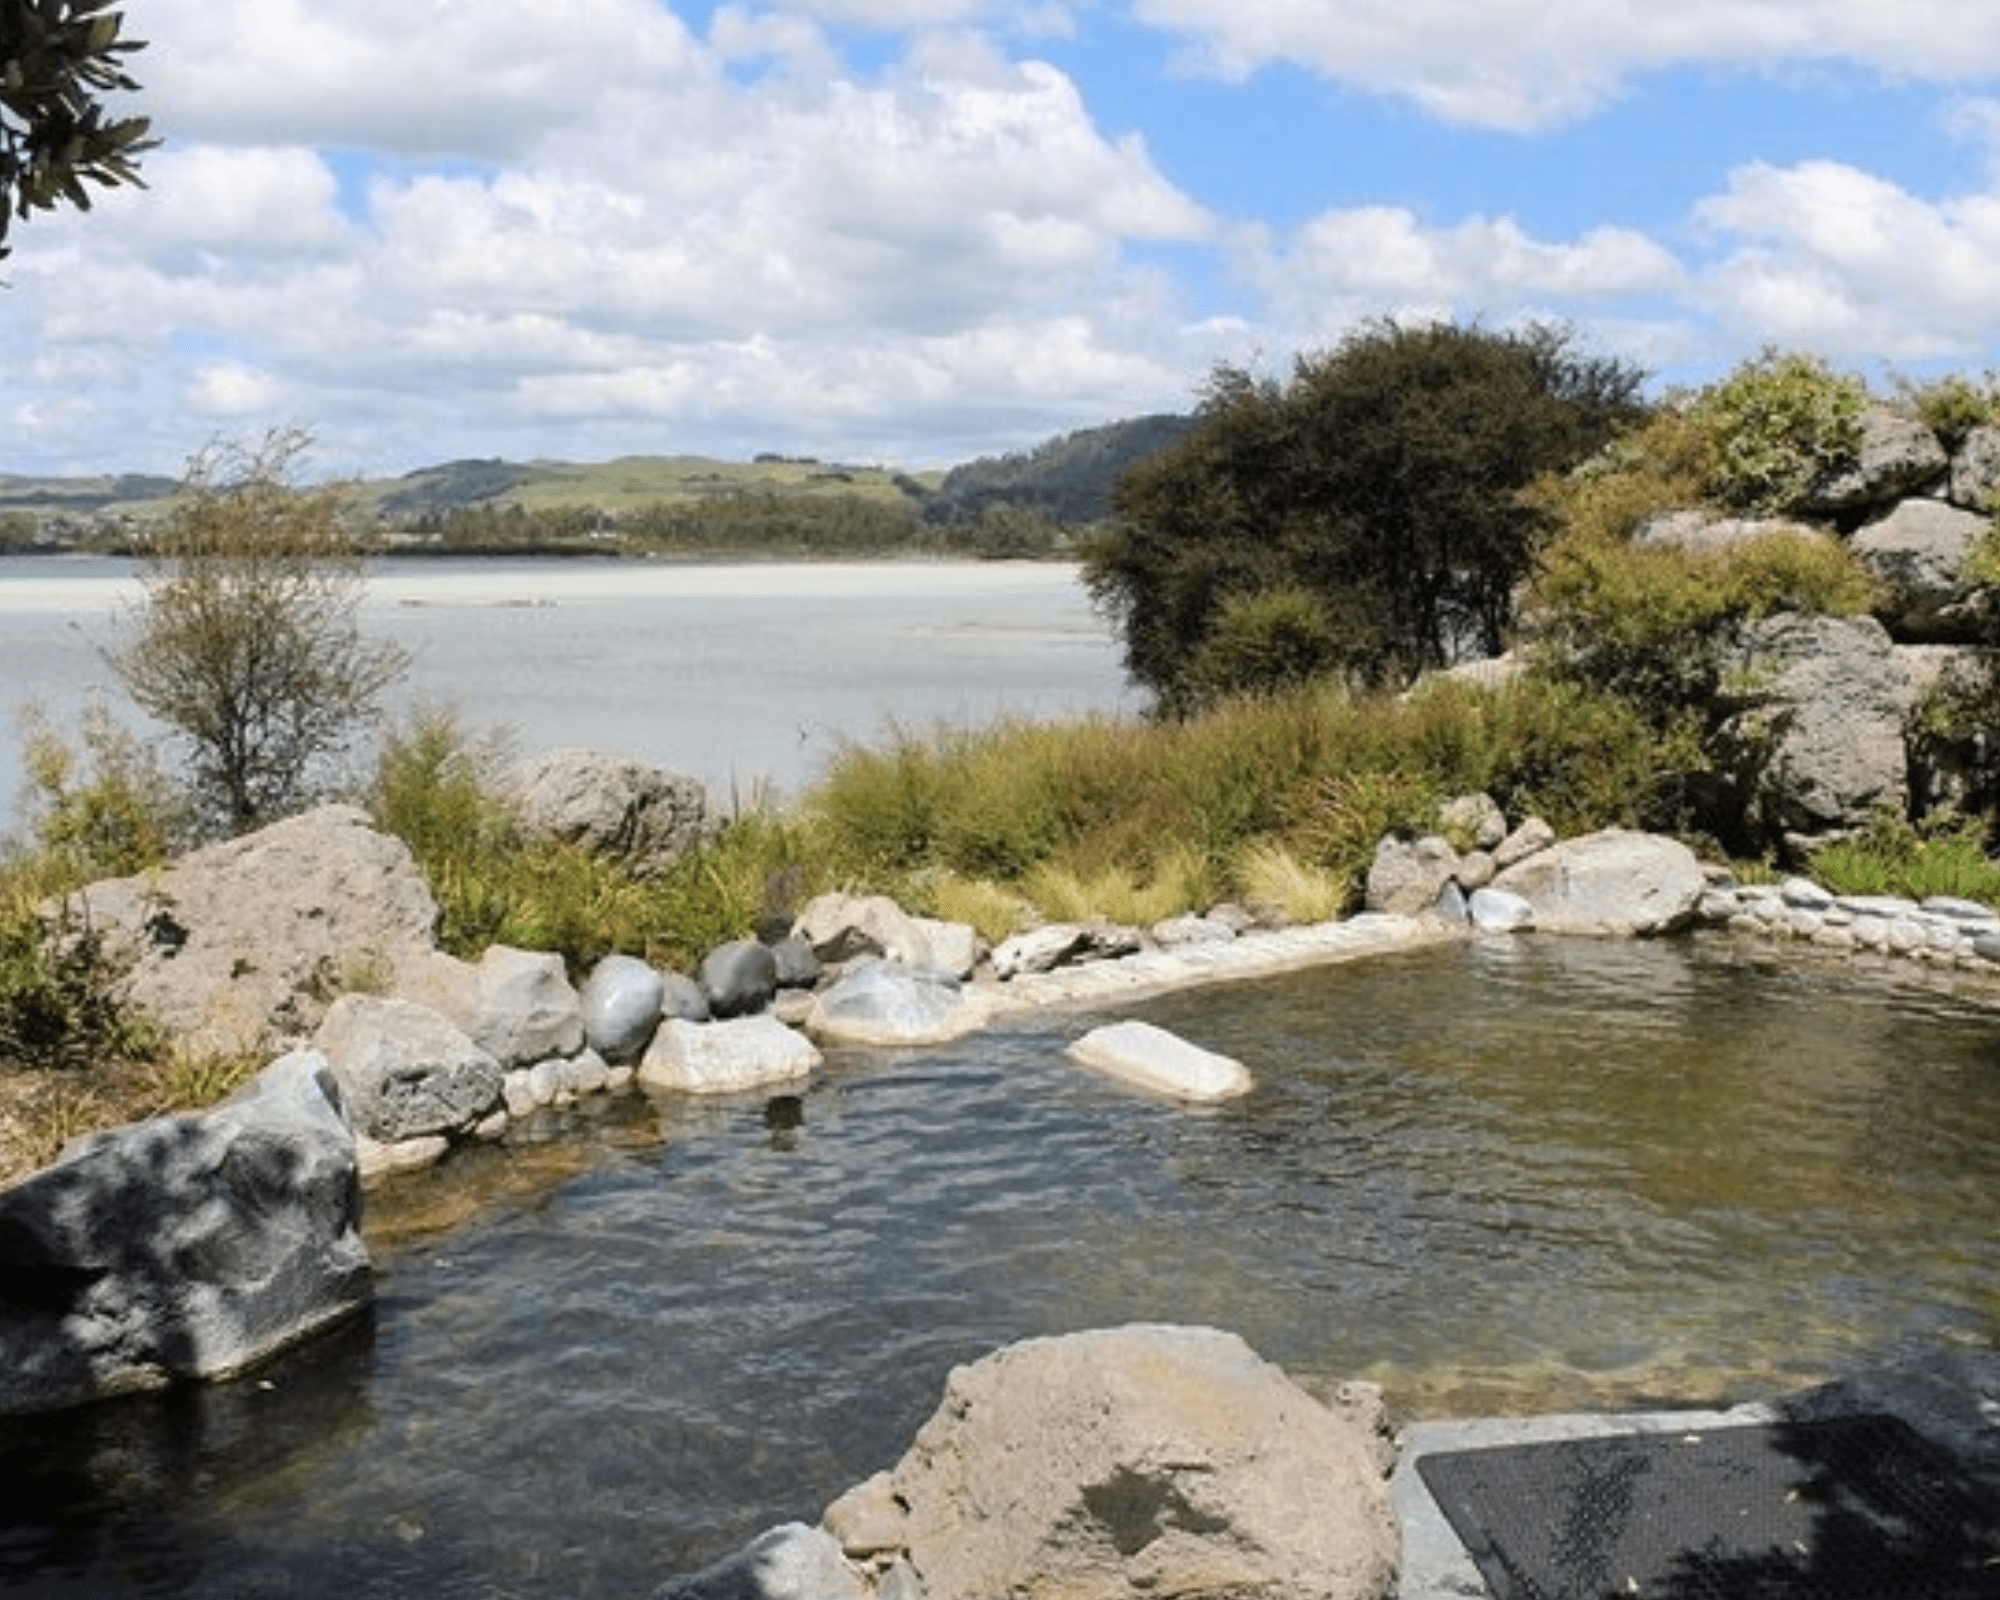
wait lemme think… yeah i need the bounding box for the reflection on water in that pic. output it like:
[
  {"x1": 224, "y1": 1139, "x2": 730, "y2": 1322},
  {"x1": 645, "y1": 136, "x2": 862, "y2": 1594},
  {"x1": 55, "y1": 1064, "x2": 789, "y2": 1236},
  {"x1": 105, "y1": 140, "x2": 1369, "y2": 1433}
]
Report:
[{"x1": 2, "y1": 937, "x2": 1997, "y2": 1597}]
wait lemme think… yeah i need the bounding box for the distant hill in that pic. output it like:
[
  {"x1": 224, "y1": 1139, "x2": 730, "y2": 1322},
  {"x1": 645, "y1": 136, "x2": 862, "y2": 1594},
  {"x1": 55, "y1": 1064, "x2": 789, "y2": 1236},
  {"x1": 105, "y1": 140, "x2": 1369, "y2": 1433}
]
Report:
[
  {"x1": 0, "y1": 416, "x2": 1194, "y2": 541},
  {"x1": 923, "y1": 414, "x2": 1195, "y2": 526}
]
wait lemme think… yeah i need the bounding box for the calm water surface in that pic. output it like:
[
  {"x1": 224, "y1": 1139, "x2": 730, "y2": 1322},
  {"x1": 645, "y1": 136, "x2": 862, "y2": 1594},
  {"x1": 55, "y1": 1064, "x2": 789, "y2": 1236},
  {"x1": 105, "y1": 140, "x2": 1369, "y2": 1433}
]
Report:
[
  {"x1": 3, "y1": 937, "x2": 1996, "y2": 1598},
  {"x1": 0, "y1": 556, "x2": 1135, "y2": 815}
]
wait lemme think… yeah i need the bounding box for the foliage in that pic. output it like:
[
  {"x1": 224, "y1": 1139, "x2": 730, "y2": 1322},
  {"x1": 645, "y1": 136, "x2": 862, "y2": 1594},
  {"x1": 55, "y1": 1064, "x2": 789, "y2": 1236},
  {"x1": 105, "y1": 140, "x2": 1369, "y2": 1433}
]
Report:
[
  {"x1": 1089, "y1": 320, "x2": 1648, "y2": 711},
  {"x1": 1897, "y1": 372, "x2": 2000, "y2": 452},
  {"x1": 1694, "y1": 350, "x2": 1867, "y2": 514},
  {"x1": 1232, "y1": 841, "x2": 1346, "y2": 925},
  {"x1": 1184, "y1": 586, "x2": 1347, "y2": 703},
  {"x1": 1809, "y1": 808, "x2": 2000, "y2": 905},
  {"x1": 12, "y1": 696, "x2": 182, "y2": 877},
  {"x1": 0, "y1": 0, "x2": 155, "y2": 261},
  {"x1": 1526, "y1": 521, "x2": 1878, "y2": 718},
  {"x1": 0, "y1": 894, "x2": 155, "y2": 1072},
  {"x1": 106, "y1": 430, "x2": 411, "y2": 837}
]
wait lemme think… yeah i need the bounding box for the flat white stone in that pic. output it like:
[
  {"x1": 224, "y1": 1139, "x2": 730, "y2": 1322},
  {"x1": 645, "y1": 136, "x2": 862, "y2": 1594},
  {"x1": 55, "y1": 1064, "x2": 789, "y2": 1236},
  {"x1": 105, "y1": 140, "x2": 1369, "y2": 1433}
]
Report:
[
  {"x1": 1065, "y1": 1020, "x2": 1252, "y2": 1104},
  {"x1": 638, "y1": 1015, "x2": 822, "y2": 1095}
]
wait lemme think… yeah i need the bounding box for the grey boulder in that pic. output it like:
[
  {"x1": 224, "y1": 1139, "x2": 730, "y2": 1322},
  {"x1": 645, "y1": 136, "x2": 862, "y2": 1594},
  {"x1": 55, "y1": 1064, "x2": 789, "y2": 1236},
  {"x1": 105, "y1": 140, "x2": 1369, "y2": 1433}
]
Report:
[
  {"x1": 0, "y1": 1050, "x2": 371, "y2": 1416},
  {"x1": 700, "y1": 939, "x2": 780, "y2": 1019},
  {"x1": 806, "y1": 958, "x2": 992, "y2": 1046},
  {"x1": 1491, "y1": 828, "x2": 1706, "y2": 936},
  {"x1": 580, "y1": 953, "x2": 666, "y2": 1063},
  {"x1": 315, "y1": 994, "x2": 506, "y2": 1144}
]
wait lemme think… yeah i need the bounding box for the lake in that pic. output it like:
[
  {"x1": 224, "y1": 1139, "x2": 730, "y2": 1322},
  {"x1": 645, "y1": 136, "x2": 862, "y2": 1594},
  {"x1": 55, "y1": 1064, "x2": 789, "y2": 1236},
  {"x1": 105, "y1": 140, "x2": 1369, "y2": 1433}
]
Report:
[{"x1": 0, "y1": 556, "x2": 1138, "y2": 825}]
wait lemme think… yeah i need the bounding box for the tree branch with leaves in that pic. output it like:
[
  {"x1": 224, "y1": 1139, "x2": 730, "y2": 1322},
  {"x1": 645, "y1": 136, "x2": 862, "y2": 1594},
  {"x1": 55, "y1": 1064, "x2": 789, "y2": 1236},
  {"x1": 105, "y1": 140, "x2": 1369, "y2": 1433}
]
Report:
[{"x1": 1, "y1": 0, "x2": 154, "y2": 261}]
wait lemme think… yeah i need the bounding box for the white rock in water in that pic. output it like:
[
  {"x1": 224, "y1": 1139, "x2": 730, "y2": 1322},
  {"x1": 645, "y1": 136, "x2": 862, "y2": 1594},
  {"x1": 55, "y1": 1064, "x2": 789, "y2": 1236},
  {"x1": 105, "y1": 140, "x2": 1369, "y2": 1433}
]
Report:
[{"x1": 1066, "y1": 1020, "x2": 1251, "y2": 1103}]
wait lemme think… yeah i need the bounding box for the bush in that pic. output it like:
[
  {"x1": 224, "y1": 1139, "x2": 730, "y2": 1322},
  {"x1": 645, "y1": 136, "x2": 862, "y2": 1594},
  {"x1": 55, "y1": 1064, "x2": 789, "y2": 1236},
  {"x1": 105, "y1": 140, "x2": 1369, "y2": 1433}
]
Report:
[
  {"x1": 107, "y1": 429, "x2": 410, "y2": 836},
  {"x1": 1184, "y1": 585, "x2": 1347, "y2": 706},
  {"x1": 1088, "y1": 320, "x2": 1648, "y2": 709},
  {"x1": 1694, "y1": 350, "x2": 1867, "y2": 514},
  {"x1": 11, "y1": 697, "x2": 184, "y2": 878},
  {"x1": 1809, "y1": 808, "x2": 2000, "y2": 905}
]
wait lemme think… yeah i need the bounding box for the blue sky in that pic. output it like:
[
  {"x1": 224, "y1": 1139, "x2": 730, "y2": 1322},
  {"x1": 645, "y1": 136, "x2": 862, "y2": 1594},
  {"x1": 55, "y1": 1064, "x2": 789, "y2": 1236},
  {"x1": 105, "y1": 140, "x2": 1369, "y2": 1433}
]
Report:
[{"x1": 8, "y1": 0, "x2": 2000, "y2": 477}]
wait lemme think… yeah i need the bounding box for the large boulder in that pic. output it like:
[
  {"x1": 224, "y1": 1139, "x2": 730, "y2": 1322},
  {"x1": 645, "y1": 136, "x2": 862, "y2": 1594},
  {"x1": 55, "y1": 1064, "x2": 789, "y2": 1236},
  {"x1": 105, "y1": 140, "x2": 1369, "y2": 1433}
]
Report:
[
  {"x1": 0, "y1": 1050, "x2": 371, "y2": 1416},
  {"x1": 315, "y1": 994, "x2": 506, "y2": 1144},
  {"x1": 823, "y1": 1324, "x2": 1398, "y2": 1600},
  {"x1": 1804, "y1": 407, "x2": 1950, "y2": 515},
  {"x1": 1948, "y1": 423, "x2": 2000, "y2": 511},
  {"x1": 1720, "y1": 612, "x2": 1915, "y2": 845},
  {"x1": 399, "y1": 945, "x2": 584, "y2": 1070},
  {"x1": 64, "y1": 805, "x2": 440, "y2": 1057},
  {"x1": 510, "y1": 746, "x2": 710, "y2": 876},
  {"x1": 1490, "y1": 828, "x2": 1706, "y2": 936},
  {"x1": 1849, "y1": 499, "x2": 1993, "y2": 642}
]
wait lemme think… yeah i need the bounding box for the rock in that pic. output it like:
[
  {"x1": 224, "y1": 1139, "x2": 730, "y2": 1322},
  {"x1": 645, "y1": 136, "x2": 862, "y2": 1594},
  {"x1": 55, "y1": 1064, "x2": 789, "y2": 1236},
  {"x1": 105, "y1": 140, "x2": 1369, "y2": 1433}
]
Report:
[
  {"x1": 580, "y1": 953, "x2": 666, "y2": 1063},
  {"x1": 1364, "y1": 834, "x2": 1461, "y2": 917},
  {"x1": 1066, "y1": 1021, "x2": 1252, "y2": 1102},
  {"x1": 1635, "y1": 510, "x2": 1833, "y2": 553},
  {"x1": 637, "y1": 1016, "x2": 821, "y2": 1095},
  {"x1": 1469, "y1": 886, "x2": 1535, "y2": 932},
  {"x1": 1492, "y1": 816, "x2": 1556, "y2": 869},
  {"x1": 806, "y1": 958, "x2": 991, "y2": 1047},
  {"x1": 1436, "y1": 792, "x2": 1507, "y2": 851},
  {"x1": 0, "y1": 1050, "x2": 370, "y2": 1416},
  {"x1": 1804, "y1": 406, "x2": 1950, "y2": 514},
  {"x1": 793, "y1": 892, "x2": 936, "y2": 967},
  {"x1": 654, "y1": 1522, "x2": 864, "y2": 1600},
  {"x1": 62, "y1": 805, "x2": 439, "y2": 1057},
  {"x1": 1150, "y1": 913, "x2": 1238, "y2": 948},
  {"x1": 1490, "y1": 829, "x2": 1707, "y2": 936},
  {"x1": 857, "y1": 1324, "x2": 1397, "y2": 1600},
  {"x1": 700, "y1": 939, "x2": 779, "y2": 1019},
  {"x1": 768, "y1": 935, "x2": 821, "y2": 990},
  {"x1": 990, "y1": 921, "x2": 1144, "y2": 980},
  {"x1": 315, "y1": 995, "x2": 506, "y2": 1144},
  {"x1": 401, "y1": 945, "x2": 583, "y2": 1070},
  {"x1": 1949, "y1": 423, "x2": 2000, "y2": 511},
  {"x1": 1721, "y1": 612, "x2": 1914, "y2": 843},
  {"x1": 1849, "y1": 499, "x2": 1992, "y2": 642},
  {"x1": 913, "y1": 916, "x2": 983, "y2": 981},
  {"x1": 510, "y1": 746, "x2": 710, "y2": 876},
  {"x1": 661, "y1": 970, "x2": 711, "y2": 1023}
]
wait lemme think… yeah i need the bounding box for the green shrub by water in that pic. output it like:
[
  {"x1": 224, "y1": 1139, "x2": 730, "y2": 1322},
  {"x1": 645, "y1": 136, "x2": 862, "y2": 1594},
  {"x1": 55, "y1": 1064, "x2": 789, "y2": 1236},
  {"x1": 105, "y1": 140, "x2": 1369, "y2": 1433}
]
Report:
[{"x1": 1809, "y1": 809, "x2": 2000, "y2": 906}]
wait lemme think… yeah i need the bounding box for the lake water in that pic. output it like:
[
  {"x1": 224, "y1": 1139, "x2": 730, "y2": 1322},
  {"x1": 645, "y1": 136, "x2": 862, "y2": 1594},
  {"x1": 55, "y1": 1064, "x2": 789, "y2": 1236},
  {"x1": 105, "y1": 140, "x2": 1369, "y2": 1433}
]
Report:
[
  {"x1": 0, "y1": 556, "x2": 1137, "y2": 825},
  {"x1": 2, "y1": 937, "x2": 1997, "y2": 1598}
]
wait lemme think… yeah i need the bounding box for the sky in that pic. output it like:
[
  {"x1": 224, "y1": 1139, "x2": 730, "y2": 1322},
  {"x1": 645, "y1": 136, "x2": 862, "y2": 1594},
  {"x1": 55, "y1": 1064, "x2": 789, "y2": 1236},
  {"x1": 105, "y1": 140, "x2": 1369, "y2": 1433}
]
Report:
[{"x1": 9, "y1": 0, "x2": 2000, "y2": 478}]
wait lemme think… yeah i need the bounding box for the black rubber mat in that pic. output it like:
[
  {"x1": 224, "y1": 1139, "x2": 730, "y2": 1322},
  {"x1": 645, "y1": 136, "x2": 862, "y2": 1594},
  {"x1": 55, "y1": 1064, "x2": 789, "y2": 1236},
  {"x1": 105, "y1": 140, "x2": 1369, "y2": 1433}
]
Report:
[{"x1": 1415, "y1": 1412, "x2": 2000, "y2": 1600}]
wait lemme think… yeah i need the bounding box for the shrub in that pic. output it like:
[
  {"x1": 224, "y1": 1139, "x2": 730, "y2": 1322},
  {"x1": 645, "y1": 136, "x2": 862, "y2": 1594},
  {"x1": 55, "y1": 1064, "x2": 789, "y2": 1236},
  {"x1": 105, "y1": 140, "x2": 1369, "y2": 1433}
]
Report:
[
  {"x1": 1809, "y1": 808, "x2": 2000, "y2": 905},
  {"x1": 106, "y1": 429, "x2": 409, "y2": 836},
  {"x1": 10, "y1": 697, "x2": 183, "y2": 879},
  {"x1": 1184, "y1": 586, "x2": 1347, "y2": 706},
  {"x1": 1694, "y1": 350, "x2": 1867, "y2": 514},
  {"x1": 1899, "y1": 372, "x2": 2000, "y2": 452}
]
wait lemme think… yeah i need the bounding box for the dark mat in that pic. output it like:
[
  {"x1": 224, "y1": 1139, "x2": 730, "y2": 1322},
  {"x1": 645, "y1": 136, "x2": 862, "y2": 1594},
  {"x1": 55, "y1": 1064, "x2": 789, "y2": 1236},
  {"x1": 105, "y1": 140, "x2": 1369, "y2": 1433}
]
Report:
[{"x1": 1414, "y1": 1412, "x2": 2000, "y2": 1600}]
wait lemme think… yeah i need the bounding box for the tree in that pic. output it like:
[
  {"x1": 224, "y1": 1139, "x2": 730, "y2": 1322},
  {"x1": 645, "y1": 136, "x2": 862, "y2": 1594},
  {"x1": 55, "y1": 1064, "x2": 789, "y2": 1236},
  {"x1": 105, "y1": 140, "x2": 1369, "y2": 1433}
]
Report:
[
  {"x1": 1, "y1": 0, "x2": 154, "y2": 261},
  {"x1": 1086, "y1": 321, "x2": 1649, "y2": 712},
  {"x1": 106, "y1": 431, "x2": 411, "y2": 836}
]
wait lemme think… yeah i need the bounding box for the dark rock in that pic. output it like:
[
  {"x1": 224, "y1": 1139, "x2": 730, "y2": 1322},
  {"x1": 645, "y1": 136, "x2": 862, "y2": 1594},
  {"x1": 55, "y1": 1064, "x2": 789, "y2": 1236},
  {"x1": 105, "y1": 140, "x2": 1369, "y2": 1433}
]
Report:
[
  {"x1": 700, "y1": 940, "x2": 779, "y2": 1019},
  {"x1": 0, "y1": 1051, "x2": 371, "y2": 1416}
]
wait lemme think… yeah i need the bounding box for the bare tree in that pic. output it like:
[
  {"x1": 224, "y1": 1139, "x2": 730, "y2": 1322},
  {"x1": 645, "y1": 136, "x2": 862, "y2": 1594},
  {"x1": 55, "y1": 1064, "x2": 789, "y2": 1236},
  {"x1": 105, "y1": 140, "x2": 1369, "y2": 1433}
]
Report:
[{"x1": 107, "y1": 430, "x2": 410, "y2": 835}]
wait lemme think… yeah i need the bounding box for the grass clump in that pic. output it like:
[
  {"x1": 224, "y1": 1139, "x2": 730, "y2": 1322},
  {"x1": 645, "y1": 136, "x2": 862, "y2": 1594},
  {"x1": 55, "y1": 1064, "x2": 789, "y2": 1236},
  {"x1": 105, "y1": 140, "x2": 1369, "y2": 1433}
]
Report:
[{"x1": 1809, "y1": 809, "x2": 2000, "y2": 905}]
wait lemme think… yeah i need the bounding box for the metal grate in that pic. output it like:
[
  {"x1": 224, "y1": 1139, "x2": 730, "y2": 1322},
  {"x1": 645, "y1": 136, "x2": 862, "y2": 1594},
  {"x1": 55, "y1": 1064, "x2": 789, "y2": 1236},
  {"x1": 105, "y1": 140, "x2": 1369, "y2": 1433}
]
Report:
[{"x1": 1415, "y1": 1413, "x2": 2000, "y2": 1600}]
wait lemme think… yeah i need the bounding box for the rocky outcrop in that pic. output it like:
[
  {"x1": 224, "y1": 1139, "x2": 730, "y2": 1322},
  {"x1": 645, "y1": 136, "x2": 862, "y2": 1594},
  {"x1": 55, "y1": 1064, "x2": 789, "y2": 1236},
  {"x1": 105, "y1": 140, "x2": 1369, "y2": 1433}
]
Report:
[
  {"x1": 1721, "y1": 613, "x2": 1914, "y2": 846},
  {"x1": 990, "y1": 920, "x2": 1145, "y2": 979},
  {"x1": 400, "y1": 945, "x2": 585, "y2": 1070},
  {"x1": 814, "y1": 1324, "x2": 1398, "y2": 1600},
  {"x1": 1066, "y1": 1020, "x2": 1252, "y2": 1102},
  {"x1": 1365, "y1": 835, "x2": 1463, "y2": 917},
  {"x1": 0, "y1": 1050, "x2": 370, "y2": 1416},
  {"x1": 792, "y1": 893, "x2": 983, "y2": 980},
  {"x1": 1490, "y1": 829, "x2": 1706, "y2": 936},
  {"x1": 510, "y1": 746, "x2": 710, "y2": 876},
  {"x1": 1848, "y1": 499, "x2": 1992, "y2": 643},
  {"x1": 64, "y1": 805, "x2": 439, "y2": 1057}
]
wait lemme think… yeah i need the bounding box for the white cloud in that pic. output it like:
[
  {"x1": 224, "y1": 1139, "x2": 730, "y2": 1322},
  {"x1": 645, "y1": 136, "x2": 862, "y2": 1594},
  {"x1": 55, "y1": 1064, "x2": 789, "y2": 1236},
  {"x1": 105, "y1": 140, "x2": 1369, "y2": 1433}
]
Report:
[
  {"x1": 1130, "y1": 0, "x2": 2000, "y2": 129},
  {"x1": 1695, "y1": 159, "x2": 2000, "y2": 360}
]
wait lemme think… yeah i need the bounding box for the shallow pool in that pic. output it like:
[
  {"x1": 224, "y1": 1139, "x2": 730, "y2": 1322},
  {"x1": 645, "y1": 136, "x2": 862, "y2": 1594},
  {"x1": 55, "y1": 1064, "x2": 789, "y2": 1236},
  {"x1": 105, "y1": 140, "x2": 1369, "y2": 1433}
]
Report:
[{"x1": 4, "y1": 936, "x2": 1996, "y2": 1598}]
